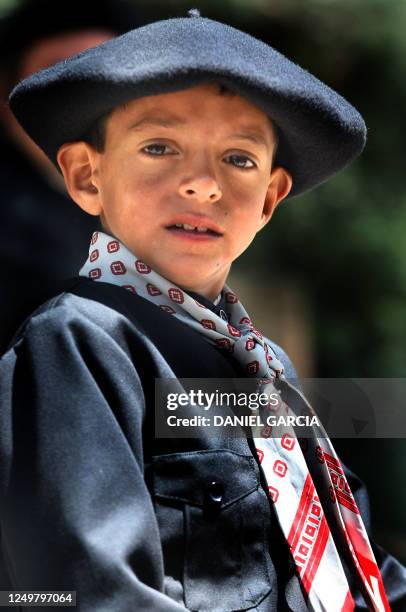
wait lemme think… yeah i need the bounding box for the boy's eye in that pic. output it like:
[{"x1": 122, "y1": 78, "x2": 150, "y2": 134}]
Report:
[
  {"x1": 225, "y1": 154, "x2": 256, "y2": 169},
  {"x1": 142, "y1": 143, "x2": 176, "y2": 156}
]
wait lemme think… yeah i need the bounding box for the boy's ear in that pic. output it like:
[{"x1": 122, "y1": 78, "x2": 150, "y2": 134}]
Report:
[
  {"x1": 57, "y1": 142, "x2": 102, "y2": 216},
  {"x1": 259, "y1": 166, "x2": 293, "y2": 230}
]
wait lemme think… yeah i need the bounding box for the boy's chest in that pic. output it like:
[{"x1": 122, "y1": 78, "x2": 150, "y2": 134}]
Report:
[
  {"x1": 66, "y1": 279, "x2": 303, "y2": 610},
  {"x1": 119, "y1": 300, "x2": 298, "y2": 611}
]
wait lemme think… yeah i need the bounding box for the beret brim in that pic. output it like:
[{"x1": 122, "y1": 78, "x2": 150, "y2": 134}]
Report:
[{"x1": 8, "y1": 15, "x2": 366, "y2": 198}]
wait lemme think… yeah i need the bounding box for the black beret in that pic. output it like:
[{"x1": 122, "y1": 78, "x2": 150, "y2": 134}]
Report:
[
  {"x1": 8, "y1": 10, "x2": 366, "y2": 198},
  {"x1": 0, "y1": 0, "x2": 141, "y2": 69}
]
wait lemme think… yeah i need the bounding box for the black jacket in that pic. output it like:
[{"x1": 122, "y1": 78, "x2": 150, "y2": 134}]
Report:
[
  {"x1": 0, "y1": 277, "x2": 405, "y2": 611},
  {"x1": 0, "y1": 134, "x2": 95, "y2": 355}
]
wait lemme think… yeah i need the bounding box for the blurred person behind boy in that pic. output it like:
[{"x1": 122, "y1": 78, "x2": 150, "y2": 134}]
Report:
[{"x1": 0, "y1": 0, "x2": 141, "y2": 355}]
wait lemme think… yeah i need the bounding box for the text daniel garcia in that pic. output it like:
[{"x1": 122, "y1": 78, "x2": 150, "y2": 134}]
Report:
[{"x1": 166, "y1": 414, "x2": 320, "y2": 428}]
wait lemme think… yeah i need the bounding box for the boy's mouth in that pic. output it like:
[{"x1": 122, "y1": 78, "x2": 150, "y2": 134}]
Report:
[
  {"x1": 165, "y1": 216, "x2": 224, "y2": 240},
  {"x1": 167, "y1": 223, "x2": 221, "y2": 236}
]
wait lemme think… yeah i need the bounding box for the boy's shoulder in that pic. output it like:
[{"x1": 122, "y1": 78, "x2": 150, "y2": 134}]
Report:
[
  {"x1": 5, "y1": 275, "x2": 299, "y2": 381},
  {"x1": 11, "y1": 277, "x2": 122, "y2": 333},
  {"x1": 5, "y1": 277, "x2": 143, "y2": 354}
]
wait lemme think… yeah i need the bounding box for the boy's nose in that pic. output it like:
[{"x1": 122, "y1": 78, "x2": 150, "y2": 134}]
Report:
[{"x1": 178, "y1": 176, "x2": 222, "y2": 204}]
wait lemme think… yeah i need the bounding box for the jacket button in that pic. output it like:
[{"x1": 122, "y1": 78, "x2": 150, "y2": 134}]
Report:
[{"x1": 204, "y1": 481, "x2": 224, "y2": 511}]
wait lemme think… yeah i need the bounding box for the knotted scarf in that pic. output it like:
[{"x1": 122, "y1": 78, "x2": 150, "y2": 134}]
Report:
[{"x1": 80, "y1": 230, "x2": 390, "y2": 612}]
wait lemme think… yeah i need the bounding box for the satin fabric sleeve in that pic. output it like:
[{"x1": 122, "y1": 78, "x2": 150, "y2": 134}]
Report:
[{"x1": 0, "y1": 302, "x2": 189, "y2": 611}]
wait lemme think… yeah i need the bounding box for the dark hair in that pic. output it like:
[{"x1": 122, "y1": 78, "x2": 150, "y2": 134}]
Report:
[
  {"x1": 82, "y1": 82, "x2": 279, "y2": 163},
  {"x1": 81, "y1": 109, "x2": 113, "y2": 152}
]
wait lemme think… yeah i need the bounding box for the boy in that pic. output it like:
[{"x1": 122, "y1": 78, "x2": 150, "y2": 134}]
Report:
[{"x1": 1, "y1": 9, "x2": 405, "y2": 612}]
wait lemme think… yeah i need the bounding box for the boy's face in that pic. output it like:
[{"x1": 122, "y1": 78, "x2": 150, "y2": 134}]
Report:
[{"x1": 59, "y1": 82, "x2": 292, "y2": 300}]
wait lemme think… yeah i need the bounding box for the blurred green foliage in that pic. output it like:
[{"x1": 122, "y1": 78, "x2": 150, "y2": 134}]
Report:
[{"x1": 0, "y1": 0, "x2": 17, "y2": 16}]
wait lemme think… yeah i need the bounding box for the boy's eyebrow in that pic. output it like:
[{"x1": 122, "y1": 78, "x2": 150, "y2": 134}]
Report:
[
  {"x1": 227, "y1": 131, "x2": 271, "y2": 149},
  {"x1": 128, "y1": 115, "x2": 274, "y2": 149},
  {"x1": 128, "y1": 115, "x2": 184, "y2": 131}
]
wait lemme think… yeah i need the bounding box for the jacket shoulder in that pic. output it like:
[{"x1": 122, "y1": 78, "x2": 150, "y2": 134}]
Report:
[{"x1": 9, "y1": 283, "x2": 131, "y2": 349}]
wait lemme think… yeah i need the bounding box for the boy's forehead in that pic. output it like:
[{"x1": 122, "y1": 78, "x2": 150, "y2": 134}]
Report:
[{"x1": 110, "y1": 82, "x2": 277, "y2": 140}]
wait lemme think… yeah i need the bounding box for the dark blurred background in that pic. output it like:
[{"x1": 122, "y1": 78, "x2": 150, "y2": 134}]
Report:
[{"x1": 0, "y1": 0, "x2": 404, "y2": 561}]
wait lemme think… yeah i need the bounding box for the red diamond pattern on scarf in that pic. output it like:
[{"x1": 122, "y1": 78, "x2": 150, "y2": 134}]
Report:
[
  {"x1": 281, "y1": 434, "x2": 296, "y2": 451},
  {"x1": 168, "y1": 288, "x2": 184, "y2": 304},
  {"x1": 110, "y1": 261, "x2": 126, "y2": 275},
  {"x1": 89, "y1": 268, "x2": 101, "y2": 279},
  {"x1": 201, "y1": 319, "x2": 216, "y2": 330},
  {"x1": 227, "y1": 324, "x2": 241, "y2": 338},
  {"x1": 147, "y1": 283, "x2": 162, "y2": 296},
  {"x1": 135, "y1": 260, "x2": 151, "y2": 274},
  {"x1": 267, "y1": 486, "x2": 279, "y2": 502},
  {"x1": 245, "y1": 339, "x2": 255, "y2": 351},
  {"x1": 107, "y1": 240, "x2": 120, "y2": 253},
  {"x1": 215, "y1": 338, "x2": 233, "y2": 352},
  {"x1": 225, "y1": 291, "x2": 238, "y2": 303},
  {"x1": 89, "y1": 249, "x2": 99, "y2": 262},
  {"x1": 256, "y1": 449, "x2": 264, "y2": 463},
  {"x1": 273, "y1": 460, "x2": 288, "y2": 478}
]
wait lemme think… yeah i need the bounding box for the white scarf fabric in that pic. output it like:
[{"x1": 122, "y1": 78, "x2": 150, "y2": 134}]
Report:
[{"x1": 80, "y1": 231, "x2": 390, "y2": 612}]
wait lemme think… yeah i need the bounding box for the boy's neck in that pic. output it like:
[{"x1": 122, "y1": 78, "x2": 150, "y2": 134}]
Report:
[{"x1": 184, "y1": 288, "x2": 222, "y2": 307}]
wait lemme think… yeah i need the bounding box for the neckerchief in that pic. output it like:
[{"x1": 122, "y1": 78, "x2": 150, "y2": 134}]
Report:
[{"x1": 80, "y1": 230, "x2": 390, "y2": 612}]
